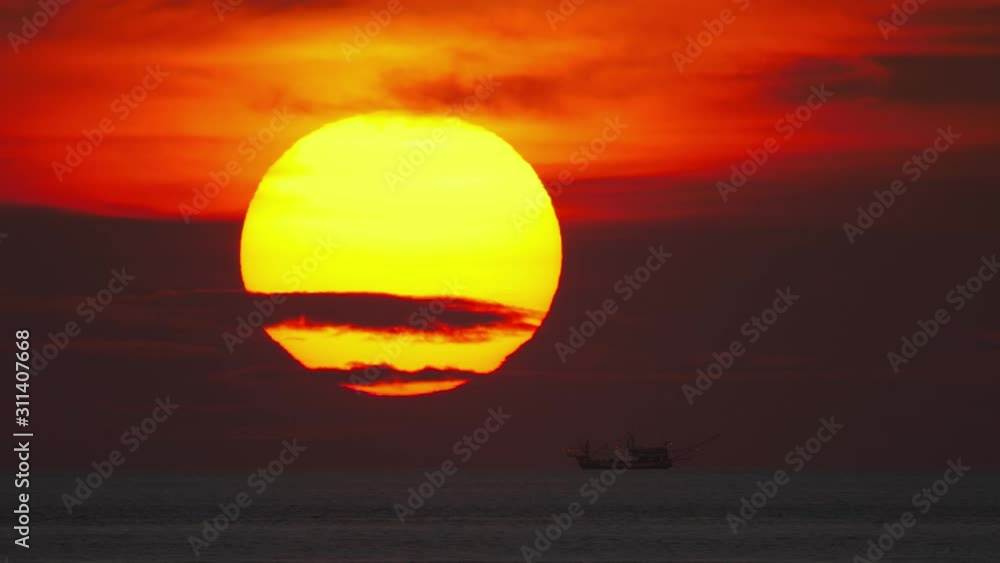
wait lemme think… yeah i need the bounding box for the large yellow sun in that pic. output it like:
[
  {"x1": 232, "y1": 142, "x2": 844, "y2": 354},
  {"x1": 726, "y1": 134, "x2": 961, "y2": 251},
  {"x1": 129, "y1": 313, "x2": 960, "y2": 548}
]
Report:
[{"x1": 240, "y1": 113, "x2": 562, "y2": 396}]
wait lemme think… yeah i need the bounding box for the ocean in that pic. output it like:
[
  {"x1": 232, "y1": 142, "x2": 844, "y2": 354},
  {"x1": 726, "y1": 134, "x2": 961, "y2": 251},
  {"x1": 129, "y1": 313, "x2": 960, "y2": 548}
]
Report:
[{"x1": 13, "y1": 469, "x2": 999, "y2": 562}]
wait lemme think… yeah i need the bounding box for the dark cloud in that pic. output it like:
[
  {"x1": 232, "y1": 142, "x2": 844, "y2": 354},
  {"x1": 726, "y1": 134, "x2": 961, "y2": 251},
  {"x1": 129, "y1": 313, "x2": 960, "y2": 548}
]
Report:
[
  {"x1": 722, "y1": 56, "x2": 886, "y2": 107},
  {"x1": 256, "y1": 292, "x2": 538, "y2": 335},
  {"x1": 739, "y1": 52, "x2": 1000, "y2": 108},
  {"x1": 905, "y1": 2, "x2": 1000, "y2": 31},
  {"x1": 382, "y1": 72, "x2": 568, "y2": 116},
  {"x1": 2, "y1": 203, "x2": 999, "y2": 469},
  {"x1": 874, "y1": 55, "x2": 1000, "y2": 104}
]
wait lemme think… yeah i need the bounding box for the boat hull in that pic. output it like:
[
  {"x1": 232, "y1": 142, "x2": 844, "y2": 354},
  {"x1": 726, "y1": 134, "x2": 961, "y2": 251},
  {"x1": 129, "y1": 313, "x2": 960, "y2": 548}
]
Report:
[{"x1": 574, "y1": 457, "x2": 672, "y2": 470}]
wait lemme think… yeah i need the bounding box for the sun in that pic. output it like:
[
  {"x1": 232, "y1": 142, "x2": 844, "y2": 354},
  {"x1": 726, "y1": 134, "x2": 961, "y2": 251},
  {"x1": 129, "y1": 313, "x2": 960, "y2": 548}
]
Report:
[{"x1": 239, "y1": 112, "x2": 562, "y2": 396}]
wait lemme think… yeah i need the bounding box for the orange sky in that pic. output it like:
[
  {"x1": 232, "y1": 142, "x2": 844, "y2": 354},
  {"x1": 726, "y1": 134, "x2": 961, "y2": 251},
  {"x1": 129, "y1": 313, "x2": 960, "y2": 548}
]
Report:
[{"x1": 1, "y1": 0, "x2": 998, "y2": 219}]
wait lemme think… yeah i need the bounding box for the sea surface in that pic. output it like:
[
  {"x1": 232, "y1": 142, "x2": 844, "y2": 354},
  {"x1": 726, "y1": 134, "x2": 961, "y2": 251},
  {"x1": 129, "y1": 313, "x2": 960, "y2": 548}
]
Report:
[{"x1": 9, "y1": 470, "x2": 999, "y2": 562}]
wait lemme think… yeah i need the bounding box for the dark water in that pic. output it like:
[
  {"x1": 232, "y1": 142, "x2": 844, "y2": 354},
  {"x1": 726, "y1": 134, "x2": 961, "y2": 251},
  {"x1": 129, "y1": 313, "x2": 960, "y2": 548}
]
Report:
[{"x1": 10, "y1": 470, "x2": 999, "y2": 562}]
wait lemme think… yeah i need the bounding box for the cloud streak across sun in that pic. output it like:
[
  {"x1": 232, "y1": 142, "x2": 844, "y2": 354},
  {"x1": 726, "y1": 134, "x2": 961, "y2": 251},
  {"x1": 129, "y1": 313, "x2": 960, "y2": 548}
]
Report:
[{"x1": 254, "y1": 292, "x2": 546, "y2": 373}]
